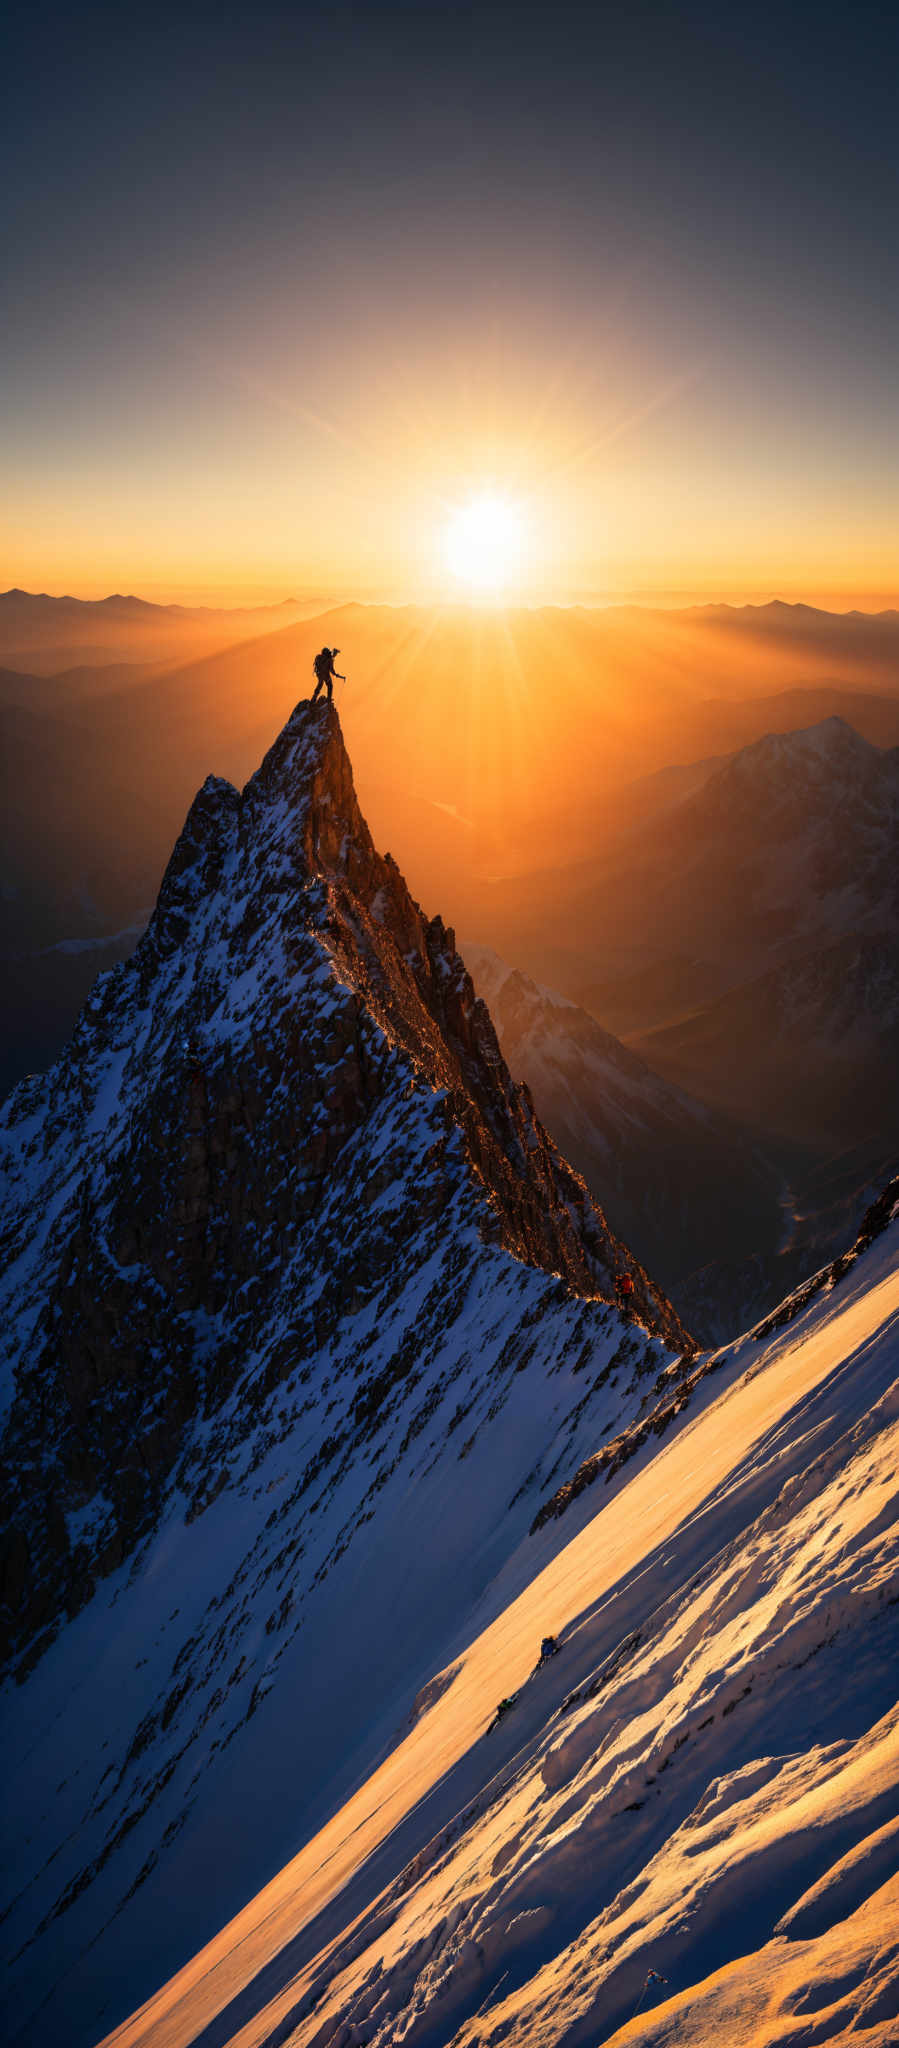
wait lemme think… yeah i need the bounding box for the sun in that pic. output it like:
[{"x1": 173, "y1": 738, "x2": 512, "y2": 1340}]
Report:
[{"x1": 443, "y1": 493, "x2": 529, "y2": 593}]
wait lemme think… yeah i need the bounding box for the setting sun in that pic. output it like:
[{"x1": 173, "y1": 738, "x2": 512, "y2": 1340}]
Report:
[{"x1": 443, "y1": 494, "x2": 529, "y2": 592}]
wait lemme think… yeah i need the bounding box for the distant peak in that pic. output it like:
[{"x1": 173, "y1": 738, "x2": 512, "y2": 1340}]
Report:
[
  {"x1": 736, "y1": 716, "x2": 876, "y2": 768},
  {"x1": 694, "y1": 715, "x2": 886, "y2": 820},
  {"x1": 782, "y1": 715, "x2": 868, "y2": 749}
]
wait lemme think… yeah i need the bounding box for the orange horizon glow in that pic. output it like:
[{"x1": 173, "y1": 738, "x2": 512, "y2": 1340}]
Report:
[
  {"x1": 5, "y1": 323, "x2": 897, "y2": 618},
  {"x1": 3, "y1": 570, "x2": 898, "y2": 615}
]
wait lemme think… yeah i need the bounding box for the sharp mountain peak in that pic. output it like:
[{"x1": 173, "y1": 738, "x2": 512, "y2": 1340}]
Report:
[{"x1": 0, "y1": 696, "x2": 691, "y2": 1682}]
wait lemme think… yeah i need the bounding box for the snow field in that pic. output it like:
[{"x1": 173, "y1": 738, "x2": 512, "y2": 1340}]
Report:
[{"x1": 100, "y1": 1221, "x2": 899, "y2": 2047}]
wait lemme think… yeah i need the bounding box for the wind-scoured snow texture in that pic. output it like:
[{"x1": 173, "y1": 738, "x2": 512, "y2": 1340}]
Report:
[
  {"x1": 0, "y1": 701, "x2": 691, "y2": 2047},
  {"x1": 101, "y1": 1194, "x2": 899, "y2": 2048},
  {"x1": 531, "y1": 1177, "x2": 899, "y2": 1533}
]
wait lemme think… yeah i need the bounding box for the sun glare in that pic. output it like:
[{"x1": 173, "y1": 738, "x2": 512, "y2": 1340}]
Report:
[{"x1": 443, "y1": 494, "x2": 529, "y2": 594}]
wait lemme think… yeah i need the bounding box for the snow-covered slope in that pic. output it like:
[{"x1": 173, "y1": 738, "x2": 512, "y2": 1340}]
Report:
[
  {"x1": 0, "y1": 702, "x2": 691, "y2": 2047},
  {"x1": 101, "y1": 1181, "x2": 899, "y2": 2048},
  {"x1": 463, "y1": 944, "x2": 781, "y2": 1328}
]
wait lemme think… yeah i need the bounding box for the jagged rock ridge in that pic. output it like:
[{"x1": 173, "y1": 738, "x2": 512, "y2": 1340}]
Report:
[{"x1": 0, "y1": 699, "x2": 687, "y2": 1670}]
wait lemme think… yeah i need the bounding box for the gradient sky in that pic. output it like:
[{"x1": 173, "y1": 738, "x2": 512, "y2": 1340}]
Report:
[{"x1": 4, "y1": 0, "x2": 898, "y2": 604}]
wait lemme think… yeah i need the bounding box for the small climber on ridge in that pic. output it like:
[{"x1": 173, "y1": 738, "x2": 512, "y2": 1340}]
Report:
[
  {"x1": 490, "y1": 1696, "x2": 516, "y2": 1730},
  {"x1": 311, "y1": 646, "x2": 345, "y2": 705}
]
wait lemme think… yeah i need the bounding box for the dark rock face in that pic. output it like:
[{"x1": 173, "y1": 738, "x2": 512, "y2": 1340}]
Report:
[{"x1": 0, "y1": 702, "x2": 691, "y2": 1680}]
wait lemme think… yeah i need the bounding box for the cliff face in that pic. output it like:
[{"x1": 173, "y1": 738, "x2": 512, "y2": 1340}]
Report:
[{"x1": 0, "y1": 701, "x2": 690, "y2": 1683}]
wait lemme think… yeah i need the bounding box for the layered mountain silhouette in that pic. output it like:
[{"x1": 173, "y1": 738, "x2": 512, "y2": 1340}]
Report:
[
  {"x1": 463, "y1": 945, "x2": 782, "y2": 1333},
  {"x1": 636, "y1": 930, "x2": 899, "y2": 1141},
  {"x1": 462, "y1": 946, "x2": 899, "y2": 1344},
  {"x1": 609, "y1": 722, "x2": 899, "y2": 1179},
  {"x1": 485, "y1": 718, "x2": 899, "y2": 1005},
  {"x1": 459, "y1": 721, "x2": 898, "y2": 1339},
  {"x1": 0, "y1": 586, "x2": 328, "y2": 670},
  {"x1": 1, "y1": 702, "x2": 694, "y2": 2047},
  {"x1": 3, "y1": 594, "x2": 899, "y2": 1099}
]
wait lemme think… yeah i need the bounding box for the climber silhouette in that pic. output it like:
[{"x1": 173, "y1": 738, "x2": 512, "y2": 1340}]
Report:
[{"x1": 311, "y1": 646, "x2": 345, "y2": 705}]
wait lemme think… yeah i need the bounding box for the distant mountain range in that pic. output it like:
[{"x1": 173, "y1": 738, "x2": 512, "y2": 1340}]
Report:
[
  {"x1": 2, "y1": 596, "x2": 898, "y2": 1009},
  {"x1": 459, "y1": 721, "x2": 897, "y2": 1337},
  {"x1": 465, "y1": 944, "x2": 898, "y2": 1343},
  {"x1": 634, "y1": 929, "x2": 899, "y2": 1144},
  {"x1": 480, "y1": 717, "x2": 899, "y2": 1005},
  {"x1": 464, "y1": 945, "x2": 782, "y2": 1325},
  {"x1": 0, "y1": 586, "x2": 335, "y2": 670},
  {"x1": 1, "y1": 587, "x2": 303, "y2": 616}
]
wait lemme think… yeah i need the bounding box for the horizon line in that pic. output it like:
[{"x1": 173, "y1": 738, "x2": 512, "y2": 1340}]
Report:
[{"x1": 3, "y1": 585, "x2": 898, "y2": 622}]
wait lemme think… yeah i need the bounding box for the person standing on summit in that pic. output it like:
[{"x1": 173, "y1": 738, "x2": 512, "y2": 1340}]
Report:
[{"x1": 311, "y1": 646, "x2": 344, "y2": 705}]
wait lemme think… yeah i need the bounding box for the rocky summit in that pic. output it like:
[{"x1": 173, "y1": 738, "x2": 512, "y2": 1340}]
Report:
[{"x1": 1, "y1": 700, "x2": 692, "y2": 2048}]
